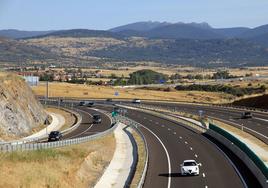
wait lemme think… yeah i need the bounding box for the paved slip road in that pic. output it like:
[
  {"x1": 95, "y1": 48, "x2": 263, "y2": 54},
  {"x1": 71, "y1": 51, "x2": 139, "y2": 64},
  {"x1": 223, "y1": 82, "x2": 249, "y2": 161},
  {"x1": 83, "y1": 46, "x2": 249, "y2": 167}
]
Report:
[
  {"x1": 62, "y1": 106, "x2": 112, "y2": 139},
  {"x1": 97, "y1": 105, "x2": 259, "y2": 188}
]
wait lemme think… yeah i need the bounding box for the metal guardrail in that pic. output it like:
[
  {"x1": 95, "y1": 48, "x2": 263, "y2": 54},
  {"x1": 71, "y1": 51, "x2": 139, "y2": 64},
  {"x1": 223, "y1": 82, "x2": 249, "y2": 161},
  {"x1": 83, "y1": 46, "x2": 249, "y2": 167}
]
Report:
[
  {"x1": 116, "y1": 115, "x2": 149, "y2": 188},
  {"x1": 0, "y1": 118, "x2": 117, "y2": 152},
  {"x1": 210, "y1": 123, "x2": 268, "y2": 179}
]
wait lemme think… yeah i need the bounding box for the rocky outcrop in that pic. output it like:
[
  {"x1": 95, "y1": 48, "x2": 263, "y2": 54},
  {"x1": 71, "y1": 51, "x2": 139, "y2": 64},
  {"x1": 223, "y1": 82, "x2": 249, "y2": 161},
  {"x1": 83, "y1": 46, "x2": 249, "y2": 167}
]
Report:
[{"x1": 0, "y1": 73, "x2": 47, "y2": 140}]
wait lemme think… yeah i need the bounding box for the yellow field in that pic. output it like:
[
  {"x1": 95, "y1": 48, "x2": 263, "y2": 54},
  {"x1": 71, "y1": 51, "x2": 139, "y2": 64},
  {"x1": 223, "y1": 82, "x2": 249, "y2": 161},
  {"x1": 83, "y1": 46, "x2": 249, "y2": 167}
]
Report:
[{"x1": 32, "y1": 82, "x2": 234, "y2": 103}]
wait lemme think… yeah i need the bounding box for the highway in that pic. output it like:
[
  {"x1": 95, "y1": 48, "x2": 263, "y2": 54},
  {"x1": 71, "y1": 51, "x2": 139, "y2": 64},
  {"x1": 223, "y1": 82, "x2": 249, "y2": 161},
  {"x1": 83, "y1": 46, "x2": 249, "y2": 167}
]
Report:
[
  {"x1": 62, "y1": 106, "x2": 112, "y2": 139},
  {"x1": 135, "y1": 101, "x2": 268, "y2": 143},
  {"x1": 96, "y1": 104, "x2": 261, "y2": 188}
]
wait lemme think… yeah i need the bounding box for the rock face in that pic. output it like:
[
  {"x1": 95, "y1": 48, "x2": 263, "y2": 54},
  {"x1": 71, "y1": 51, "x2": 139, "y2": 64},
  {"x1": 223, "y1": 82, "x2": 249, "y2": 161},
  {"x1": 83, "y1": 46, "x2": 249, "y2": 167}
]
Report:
[{"x1": 0, "y1": 73, "x2": 47, "y2": 140}]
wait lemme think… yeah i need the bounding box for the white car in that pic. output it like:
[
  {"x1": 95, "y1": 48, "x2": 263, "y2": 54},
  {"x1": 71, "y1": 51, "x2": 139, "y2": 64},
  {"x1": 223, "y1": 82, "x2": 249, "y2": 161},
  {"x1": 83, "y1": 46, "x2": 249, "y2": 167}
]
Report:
[
  {"x1": 132, "y1": 99, "x2": 141, "y2": 104},
  {"x1": 180, "y1": 160, "x2": 200, "y2": 176}
]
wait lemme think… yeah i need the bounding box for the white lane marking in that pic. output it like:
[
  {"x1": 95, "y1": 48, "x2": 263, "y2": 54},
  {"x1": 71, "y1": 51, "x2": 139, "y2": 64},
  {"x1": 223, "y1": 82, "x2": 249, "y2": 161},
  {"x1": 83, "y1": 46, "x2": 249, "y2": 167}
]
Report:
[
  {"x1": 68, "y1": 123, "x2": 93, "y2": 139},
  {"x1": 149, "y1": 119, "x2": 153, "y2": 122},
  {"x1": 162, "y1": 125, "x2": 165, "y2": 127},
  {"x1": 185, "y1": 141, "x2": 188, "y2": 144},
  {"x1": 190, "y1": 147, "x2": 193, "y2": 151},
  {"x1": 179, "y1": 136, "x2": 182, "y2": 139},
  {"x1": 205, "y1": 186, "x2": 208, "y2": 188},
  {"x1": 173, "y1": 132, "x2": 176, "y2": 135},
  {"x1": 202, "y1": 173, "x2": 206, "y2": 177},
  {"x1": 203, "y1": 137, "x2": 248, "y2": 188},
  {"x1": 195, "y1": 154, "x2": 198, "y2": 158},
  {"x1": 156, "y1": 122, "x2": 159, "y2": 124},
  {"x1": 140, "y1": 124, "x2": 172, "y2": 188},
  {"x1": 168, "y1": 128, "x2": 171, "y2": 131},
  {"x1": 199, "y1": 163, "x2": 202, "y2": 167},
  {"x1": 254, "y1": 117, "x2": 268, "y2": 122}
]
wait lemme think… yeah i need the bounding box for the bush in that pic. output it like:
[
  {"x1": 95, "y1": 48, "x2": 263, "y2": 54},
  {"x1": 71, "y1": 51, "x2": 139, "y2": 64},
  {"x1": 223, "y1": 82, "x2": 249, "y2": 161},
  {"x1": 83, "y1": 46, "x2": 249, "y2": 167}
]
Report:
[{"x1": 175, "y1": 84, "x2": 266, "y2": 97}]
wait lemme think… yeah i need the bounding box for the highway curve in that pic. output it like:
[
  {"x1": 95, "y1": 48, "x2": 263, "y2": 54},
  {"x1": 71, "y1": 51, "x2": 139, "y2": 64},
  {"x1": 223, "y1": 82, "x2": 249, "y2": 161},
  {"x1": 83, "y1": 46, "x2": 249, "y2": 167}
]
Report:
[
  {"x1": 62, "y1": 106, "x2": 112, "y2": 139},
  {"x1": 140, "y1": 101, "x2": 268, "y2": 143},
  {"x1": 96, "y1": 104, "x2": 260, "y2": 188}
]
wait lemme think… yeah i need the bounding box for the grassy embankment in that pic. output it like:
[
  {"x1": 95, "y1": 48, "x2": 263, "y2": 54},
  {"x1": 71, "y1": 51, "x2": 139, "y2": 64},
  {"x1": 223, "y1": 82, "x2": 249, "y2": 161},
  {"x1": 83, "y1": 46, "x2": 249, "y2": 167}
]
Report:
[{"x1": 0, "y1": 135, "x2": 115, "y2": 188}]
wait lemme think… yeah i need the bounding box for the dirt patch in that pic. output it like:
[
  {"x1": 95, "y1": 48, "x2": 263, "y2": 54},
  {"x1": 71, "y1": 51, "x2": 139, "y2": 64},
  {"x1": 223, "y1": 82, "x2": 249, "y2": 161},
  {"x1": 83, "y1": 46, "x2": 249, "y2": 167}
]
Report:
[
  {"x1": 233, "y1": 94, "x2": 268, "y2": 109},
  {"x1": 0, "y1": 134, "x2": 115, "y2": 188}
]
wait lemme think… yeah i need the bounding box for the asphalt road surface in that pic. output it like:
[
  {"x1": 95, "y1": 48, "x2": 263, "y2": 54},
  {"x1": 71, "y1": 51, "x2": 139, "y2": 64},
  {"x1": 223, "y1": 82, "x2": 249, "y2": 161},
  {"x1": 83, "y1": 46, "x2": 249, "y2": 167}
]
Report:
[
  {"x1": 96, "y1": 104, "x2": 261, "y2": 188},
  {"x1": 62, "y1": 106, "x2": 112, "y2": 139}
]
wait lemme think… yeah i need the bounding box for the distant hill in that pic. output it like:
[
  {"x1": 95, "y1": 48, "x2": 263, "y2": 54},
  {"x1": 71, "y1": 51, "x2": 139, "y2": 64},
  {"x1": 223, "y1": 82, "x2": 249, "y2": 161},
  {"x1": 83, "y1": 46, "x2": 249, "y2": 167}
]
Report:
[
  {"x1": 239, "y1": 24, "x2": 268, "y2": 38},
  {"x1": 33, "y1": 29, "x2": 124, "y2": 39},
  {"x1": 214, "y1": 27, "x2": 250, "y2": 38},
  {"x1": 86, "y1": 38, "x2": 268, "y2": 67},
  {"x1": 142, "y1": 23, "x2": 223, "y2": 39},
  {"x1": 0, "y1": 29, "x2": 54, "y2": 39},
  {"x1": 109, "y1": 21, "x2": 171, "y2": 32}
]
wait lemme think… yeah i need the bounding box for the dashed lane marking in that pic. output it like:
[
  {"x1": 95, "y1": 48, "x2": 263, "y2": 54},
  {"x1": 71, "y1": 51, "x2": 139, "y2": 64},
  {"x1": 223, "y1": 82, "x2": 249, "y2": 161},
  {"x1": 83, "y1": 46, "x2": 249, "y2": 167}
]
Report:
[
  {"x1": 195, "y1": 154, "x2": 198, "y2": 158},
  {"x1": 202, "y1": 173, "x2": 206, "y2": 178},
  {"x1": 185, "y1": 141, "x2": 188, "y2": 144},
  {"x1": 190, "y1": 147, "x2": 193, "y2": 150}
]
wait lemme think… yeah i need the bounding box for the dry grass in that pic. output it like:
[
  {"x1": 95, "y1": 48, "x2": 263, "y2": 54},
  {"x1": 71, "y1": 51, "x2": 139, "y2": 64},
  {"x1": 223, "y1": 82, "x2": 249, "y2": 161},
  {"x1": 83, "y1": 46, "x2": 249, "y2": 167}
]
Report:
[
  {"x1": 0, "y1": 134, "x2": 115, "y2": 188},
  {"x1": 32, "y1": 82, "x2": 233, "y2": 103},
  {"x1": 130, "y1": 130, "x2": 146, "y2": 188},
  {"x1": 45, "y1": 107, "x2": 76, "y2": 131},
  {"x1": 211, "y1": 119, "x2": 268, "y2": 162}
]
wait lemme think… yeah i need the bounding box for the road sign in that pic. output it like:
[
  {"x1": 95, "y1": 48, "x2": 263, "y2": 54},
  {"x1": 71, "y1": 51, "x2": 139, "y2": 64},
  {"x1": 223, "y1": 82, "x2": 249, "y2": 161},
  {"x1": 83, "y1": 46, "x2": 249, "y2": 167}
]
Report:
[{"x1": 112, "y1": 111, "x2": 118, "y2": 117}]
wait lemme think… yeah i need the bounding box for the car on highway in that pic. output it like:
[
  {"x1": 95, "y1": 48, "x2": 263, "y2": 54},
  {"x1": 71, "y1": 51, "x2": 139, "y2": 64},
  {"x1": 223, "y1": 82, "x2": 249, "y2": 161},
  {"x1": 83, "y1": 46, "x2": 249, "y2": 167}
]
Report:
[
  {"x1": 106, "y1": 98, "x2": 113, "y2": 102},
  {"x1": 241, "y1": 111, "x2": 252, "y2": 119},
  {"x1": 93, "y1": 114, "x2": 102, "y2": 124},
  {"x1": 113, "y1": 106, "x2": 120, "y2": 113},
  {"x1": 85, "y1": 101, "x2": 94, "y2": 107},
  {"x1": 48, "y1": 131, "x2": 63, "y2": 142},
  {"x1": 180, "y1": 160, "x2": 200, "y2": 176},
  {"x1": 132, "y1": 99, "x2": 141, "y2": 104},
  {"x1": 78, "y1": 101, "x2": 85, "y2": 106}
]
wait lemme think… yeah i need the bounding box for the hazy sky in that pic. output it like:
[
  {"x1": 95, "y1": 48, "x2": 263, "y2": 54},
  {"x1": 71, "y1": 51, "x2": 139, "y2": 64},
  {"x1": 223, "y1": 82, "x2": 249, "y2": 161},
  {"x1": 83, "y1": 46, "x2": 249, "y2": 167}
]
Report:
[{"x1": 0, "y1": 0, "x2": 268, "y2": 30}]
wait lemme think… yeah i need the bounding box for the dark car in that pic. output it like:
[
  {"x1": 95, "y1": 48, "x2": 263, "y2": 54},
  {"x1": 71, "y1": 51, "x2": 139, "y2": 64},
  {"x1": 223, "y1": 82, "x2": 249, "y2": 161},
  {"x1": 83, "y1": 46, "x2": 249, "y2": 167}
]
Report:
[
  {"x1": 79, "y1": 101, "x2": 85, "y2": 106},
  {"x1": 86, "y1": 101, "x2": 94, "y2": 107},
  {"x1": 241, "y1": 111, "x2": 252, "y2": 119},
  {"x1": 106, "y1": 98, "x2": 113, "y2": 102},
  {"x1": 48, "y1": 131, "x2": 63, "y2": 142},
  {"x1": 113, "y1": 106, "x2": 120, "y2": 113},
  {"x1": 93, "y1": 114, "x2": 102, "y2": 124}
]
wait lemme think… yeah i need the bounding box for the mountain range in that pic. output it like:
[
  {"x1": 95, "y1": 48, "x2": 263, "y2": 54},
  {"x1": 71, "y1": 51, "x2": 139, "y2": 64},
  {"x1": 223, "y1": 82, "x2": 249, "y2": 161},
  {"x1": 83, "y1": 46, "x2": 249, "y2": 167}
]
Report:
[{"x1": 0, "y1": 21, "x2": 268, "y2": 68}]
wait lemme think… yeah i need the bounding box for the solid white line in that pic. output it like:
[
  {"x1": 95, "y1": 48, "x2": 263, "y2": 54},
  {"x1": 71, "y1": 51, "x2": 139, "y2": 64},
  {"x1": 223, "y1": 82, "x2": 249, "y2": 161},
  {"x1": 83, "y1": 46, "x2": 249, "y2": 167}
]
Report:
[
  {"x1": 140, "y1": 124, "x2": 172, "y2": 188},
  {"x1": 203, "y1": 137, "x2": 248, "y2": 188},
  {"x1": 254, "y1": 117, "x2": 268, "y2": 122}
]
